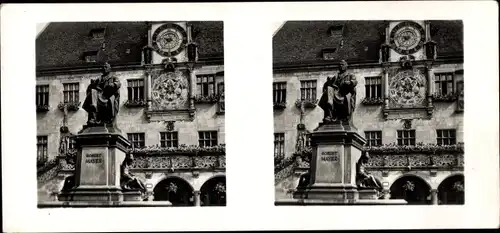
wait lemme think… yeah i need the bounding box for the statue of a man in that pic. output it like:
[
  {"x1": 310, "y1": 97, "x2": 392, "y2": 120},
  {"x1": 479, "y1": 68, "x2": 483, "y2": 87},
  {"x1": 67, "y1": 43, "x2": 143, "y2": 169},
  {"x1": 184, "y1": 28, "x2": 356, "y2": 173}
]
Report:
[
  {"x1": 82, "y1": 62, "x2": 121, "y2": 126},
  {"x1": 120, "y1": 154, "x2": 147, "y2": 193},
  {"x1": 318, "y1": 60, "x2": 358, "y2": 124},
  {"x1": 356, "y1": 151, "x2": 383, "y2": 191}
]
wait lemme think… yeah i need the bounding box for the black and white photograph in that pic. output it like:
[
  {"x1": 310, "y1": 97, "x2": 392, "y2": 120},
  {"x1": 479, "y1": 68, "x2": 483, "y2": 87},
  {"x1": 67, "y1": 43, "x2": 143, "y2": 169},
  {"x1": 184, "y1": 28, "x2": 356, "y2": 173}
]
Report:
[
  {"x1": 35, "y1": 21, "x2": 226, "y2": 207},
  {"x1": 273, "y1": 20, "x2": 465, "y2": 205}
]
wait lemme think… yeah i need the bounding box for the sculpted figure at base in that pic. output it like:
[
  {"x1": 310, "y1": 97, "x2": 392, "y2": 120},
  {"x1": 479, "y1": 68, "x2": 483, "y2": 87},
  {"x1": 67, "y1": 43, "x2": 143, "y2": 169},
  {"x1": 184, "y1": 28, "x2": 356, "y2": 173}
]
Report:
[
  {"x1": 120, "y1": 154, "x2": 147, "y2": 193},
  {"x1": 318, "y1": 60, "x2": 358, "y2": 124},
  {"x1": 356, "y1": 151, "x2": 383, "y2": 191},
  {"x1": 82, "y1": 62, "x2": 121, "y2": 126}
]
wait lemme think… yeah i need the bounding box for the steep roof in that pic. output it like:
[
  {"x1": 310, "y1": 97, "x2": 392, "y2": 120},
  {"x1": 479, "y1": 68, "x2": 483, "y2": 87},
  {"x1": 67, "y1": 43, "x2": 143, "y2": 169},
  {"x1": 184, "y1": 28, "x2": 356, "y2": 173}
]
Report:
[
  {"x1": 36, "y1": 21, "x2": 224, "y2": 69},
  {"x1": 273, "y1": 20, "x2": 463, "y2": 66}
]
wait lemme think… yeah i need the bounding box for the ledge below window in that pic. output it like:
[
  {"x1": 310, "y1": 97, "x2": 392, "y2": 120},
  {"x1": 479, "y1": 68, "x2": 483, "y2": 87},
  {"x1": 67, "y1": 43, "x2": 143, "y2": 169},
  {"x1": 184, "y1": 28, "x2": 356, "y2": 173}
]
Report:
[
  {"x1": 361, "y1": 97, "x2": 384, "y2": 105},
  {"x1": 58, "y1": 102, "x2": 81, "y2": 112},
  {"x1": 36, "y1": 105, "x2": 50, "y2": 112},
  {"x1": 273, "y1": 102, "x2": 287, "y2": 110},
  {"x1": 124, "y1": 99, "x2": 147, "y2": 108},
  {"x1": 295, "y1": 99, "x2": 318, "y2": 109}
]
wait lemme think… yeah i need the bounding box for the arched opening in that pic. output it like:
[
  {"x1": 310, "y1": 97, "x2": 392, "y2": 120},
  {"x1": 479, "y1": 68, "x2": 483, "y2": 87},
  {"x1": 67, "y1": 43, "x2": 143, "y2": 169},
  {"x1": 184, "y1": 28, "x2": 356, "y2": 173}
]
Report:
[
  {"x1": 200, "y1": 176, "x2": 226, "y2": 206},
  {"x1": 438, "y1": 174, "x2": 464, "y2": 205},
  {"x1": 153, "y1": 177, "x2": 194, "y2": 206},
  {"x1": 390, "y1": 175, "x2": 431, "y2": 205}
]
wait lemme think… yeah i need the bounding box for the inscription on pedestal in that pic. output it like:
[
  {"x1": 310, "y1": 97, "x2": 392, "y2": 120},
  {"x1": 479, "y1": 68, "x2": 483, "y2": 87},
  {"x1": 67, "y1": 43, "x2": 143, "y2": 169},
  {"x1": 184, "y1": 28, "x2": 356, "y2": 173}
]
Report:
[
  {"x1": 80, "y1": 149, "x2": 107, "y2": 186},
  {"x1": 314, "y1": 145, "x2": 343, "y2": 184}
]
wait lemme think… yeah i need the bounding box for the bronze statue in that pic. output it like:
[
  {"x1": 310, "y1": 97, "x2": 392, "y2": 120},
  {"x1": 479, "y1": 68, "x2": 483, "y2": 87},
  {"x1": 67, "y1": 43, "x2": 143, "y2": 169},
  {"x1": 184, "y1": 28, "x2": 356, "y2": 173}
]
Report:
[
  {"x1": 318, "y1": 60, "x2": 358, "y2": 124},
  {"x1": 120, "y1": 154, "x2": 147, "y2": 193},
  {"x1": 356, "y1": 151, "x2": 383, "y2": 191},
  {"x1": 82, "y1": 62, "x2": 121, "y2": 126}
]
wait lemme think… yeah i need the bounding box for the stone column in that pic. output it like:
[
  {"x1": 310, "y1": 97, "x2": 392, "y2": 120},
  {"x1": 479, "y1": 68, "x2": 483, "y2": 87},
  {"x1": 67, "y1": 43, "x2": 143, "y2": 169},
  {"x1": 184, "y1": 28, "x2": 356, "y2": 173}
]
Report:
[
  {"x1": 383, "y1": 66, "x2": 390, "y2": 109},
  {"x1": 430, "y1": 189, "x2": 439, "y2": 205},
  {"x1": 188, "y1": 67, "x2": 196, "y2": 111},
  {"x1": 193, "y1": 190, "x2": 201, "y2": 206},
  {"x1": 383, "y1": 189, "x2": 391, "y2": 200},
  {"x1": 426, "y1": 63, "x2": 434, "y2": 109},
  {"x1": 146, "y1": 70, "x2": 153, "y2": 111}
]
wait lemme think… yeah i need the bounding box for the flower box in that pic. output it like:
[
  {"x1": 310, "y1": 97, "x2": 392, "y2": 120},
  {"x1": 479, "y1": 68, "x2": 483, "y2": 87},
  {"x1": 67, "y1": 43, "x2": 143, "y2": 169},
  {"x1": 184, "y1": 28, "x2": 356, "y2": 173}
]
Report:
[
  {"x1": 36, "y1": 104, "x2": 50, "y2": 112},
  {"x1": 194, "y1": 94, "x2": 220, "y2": 104},
  {"x1": 363, "y1": 142, "x2": 464, "y2": 155},
  {"x1": 295, "y1": 99, "x2": 318, "y2": 109},
  {"x1": 273, "y1": 102, "x2": 287, "y2": 109},
  {"x1": 432, "y1": 93, "x2": 458, "y2": 102},
  {"x1": 361, "y1": 97, "x2": 384, "y2": 105},
  {"x1": 124, "y1": 99, "x2": 147, "y2": 108},
  {"x1": 128, "y1": 144, "x2": 226, "y2": 155},
  {"x1": 58, "y1": 102, "x2": 81, "y2": 112}
]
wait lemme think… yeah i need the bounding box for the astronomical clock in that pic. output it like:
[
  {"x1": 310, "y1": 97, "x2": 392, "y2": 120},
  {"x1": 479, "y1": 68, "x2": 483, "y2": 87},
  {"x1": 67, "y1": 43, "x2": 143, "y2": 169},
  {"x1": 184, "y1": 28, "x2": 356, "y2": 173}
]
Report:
[
  {"x1": 150, "y1": 22, "x2": 189, "y2": 64},
  {"x1": 145, "y1": 22, "x2": 196, "y2": 121},
  {"x1": 382, "y1": 20, "x2": 434, "y2": 119},
  {"x1": 387, "y1": 20, "x2": 427, "y2": 62}
]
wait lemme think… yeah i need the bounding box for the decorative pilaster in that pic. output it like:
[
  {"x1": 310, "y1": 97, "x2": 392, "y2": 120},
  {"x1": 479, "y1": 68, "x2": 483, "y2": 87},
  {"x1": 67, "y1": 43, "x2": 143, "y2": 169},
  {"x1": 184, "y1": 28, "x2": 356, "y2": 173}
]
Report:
[
  {"x1": 383, "y1": 189, "x2": 391, "y2": 200},
  {"x1": 426, "y1": 62, "x2": 434, "y2": 110},
  {"x1": 146, "y1": 69, "x2": 153, "y2": 111},
  {"x1": 430, "y1": 189, "x2": 439, "y2": 205},
  {"x1": 193, "y1": 190, "x2": 201, "y2": 206},
  {"x1": 383, "y1": 66, "x2": 390, "y2": 110},
  {"x1": 188, "y1": 66, "x2": 196, "y2": 112}
]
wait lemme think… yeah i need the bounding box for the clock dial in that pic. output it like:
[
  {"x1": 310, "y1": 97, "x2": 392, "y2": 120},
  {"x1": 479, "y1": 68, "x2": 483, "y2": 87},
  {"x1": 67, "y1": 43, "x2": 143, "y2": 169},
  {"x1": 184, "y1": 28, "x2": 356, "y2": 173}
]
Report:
[
  {"x1": 389, "y1": 21, "x2": 426, "y2": 55},
  {"x1": 152, "y1": 24, "x2": 188, "y2": 57}
]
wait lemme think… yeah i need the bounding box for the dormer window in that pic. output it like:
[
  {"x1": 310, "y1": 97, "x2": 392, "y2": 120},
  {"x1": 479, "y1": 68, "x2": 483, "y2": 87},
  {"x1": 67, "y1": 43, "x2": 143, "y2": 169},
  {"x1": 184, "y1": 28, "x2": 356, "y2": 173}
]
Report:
[
  {"x1": 89, "y1": 28, "x2": 105, "y2": 40},
  {"x1": 83, "y1": 50, "x2": 99, "y2": 62},
  {"x1": 322, "y1": 48, "x2": 338, "y2": 60},
  {"x1": 328, "y1": 25, "x2": 344, "y2": 37}
]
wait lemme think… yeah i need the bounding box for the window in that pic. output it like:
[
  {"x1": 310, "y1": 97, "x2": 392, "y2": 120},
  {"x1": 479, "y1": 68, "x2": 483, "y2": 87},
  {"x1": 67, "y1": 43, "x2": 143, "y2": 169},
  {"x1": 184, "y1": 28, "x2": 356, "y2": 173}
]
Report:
[
  {"x1": 218, "y1": 82, "x2": 225, "y2": 112},
  {"x1": 397, "y1": 130, "x2": 416, "y2": 146},
  {"x1": 300, "y1": 80, "x2": 317, "y2": 100},
  {"x1": 36, "y1": 85, "x2": 49, "y2": 106},
  {"x1": 127, "y1": 133, "x2": 145, "y2": 148},
  {"x1": 63, "y1": 83, "x2": 79, "y2": 103},
  {"x1": 328, "y1": 25, "x2": 344, "y2": 37},
  {"x1": 365, "y1": 131, "x2": 382, "y2": 146},
  {"x1": 322, "y1": 48, "x2": 338, "y2": 60},
  {"x1": 37, "y1": 136, "x2": 48, "y2": 166},
  {"x1": 274, "y1": 133, "x2": 285, "y2": 157},
  {"x1": 435, "y1": 73, "x2": 454, "y2": 95},
  {"x1": 199, "y1": 131, "x2": 218, "y2": 147},
  {"x1": 273, "y1": 82, "x2": 287, "y2": 103},
  {"x1": 83, "y1": 51, "x2": 99, "y2": 63},
  {"x1": 89, "y1": 28, "x2": 105, "y2": 40},
  {"x1": 160, "y1": 132, "x2": 178, "y2": 148},
  {"x1": 436, "y1": 129, "x2": 456, "y2": 145},
  {"x1": 456, "y1": 80, "x2": 464, "y2": 95},
  {"x1": 127, "y1": 79, "x2": 145, "y2": 101},
  {"x1": 196, "y1": 75, "x2": 215, "y2": 97},
  {"x1": 365, "y1": 76, "x2": 382, "y2": 98}
]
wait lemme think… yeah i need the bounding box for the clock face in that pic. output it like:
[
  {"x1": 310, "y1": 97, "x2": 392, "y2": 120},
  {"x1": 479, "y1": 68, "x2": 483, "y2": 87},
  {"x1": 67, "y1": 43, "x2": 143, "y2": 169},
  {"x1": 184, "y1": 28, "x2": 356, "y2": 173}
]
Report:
[
  {"x1": 389, "y1": 21, "x2": 426, "y2": 55},
  {"x1": 152, "y1": 24, "x2": 188, "y2": 57}
]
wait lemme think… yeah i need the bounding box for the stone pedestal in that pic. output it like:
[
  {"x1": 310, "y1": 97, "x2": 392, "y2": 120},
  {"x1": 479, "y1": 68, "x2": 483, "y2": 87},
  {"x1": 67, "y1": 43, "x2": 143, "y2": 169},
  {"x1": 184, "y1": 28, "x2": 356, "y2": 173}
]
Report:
[
  {"x1": 43, "y1": 125, "x2": 173, "y2": 207},
  {"x1": 285, "y1": 122, "x2": 407, "y2": 206},
  {"x1": 61, "y1": 125, "x2": 129, "y2": 203}
]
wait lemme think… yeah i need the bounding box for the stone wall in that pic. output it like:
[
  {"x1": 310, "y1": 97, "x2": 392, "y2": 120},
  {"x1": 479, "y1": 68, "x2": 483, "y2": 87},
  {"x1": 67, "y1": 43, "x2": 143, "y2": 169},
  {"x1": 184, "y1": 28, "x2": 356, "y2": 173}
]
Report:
[
  {"x1": 273, "y1": 63, "x2": 464, "y2": 159},
  {"x1": 36, "y1": 65, "x2": 225, "y2": 161}
]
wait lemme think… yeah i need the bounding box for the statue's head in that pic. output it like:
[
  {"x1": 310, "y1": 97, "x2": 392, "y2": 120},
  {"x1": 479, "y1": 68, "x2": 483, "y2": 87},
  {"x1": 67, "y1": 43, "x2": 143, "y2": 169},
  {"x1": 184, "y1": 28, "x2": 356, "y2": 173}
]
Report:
[
  {"x1": 102, "y1": 62, "x2": 112, "y2": 74},
  {"x1": 339, "y1": 60, "x2": 348, "y2": 72},
  {"x1": 361, "y1": 151, "x2": 370, "y2": 162},
  {"x1": 125, "y1": 153, "x2": 134, "y2": 164}
]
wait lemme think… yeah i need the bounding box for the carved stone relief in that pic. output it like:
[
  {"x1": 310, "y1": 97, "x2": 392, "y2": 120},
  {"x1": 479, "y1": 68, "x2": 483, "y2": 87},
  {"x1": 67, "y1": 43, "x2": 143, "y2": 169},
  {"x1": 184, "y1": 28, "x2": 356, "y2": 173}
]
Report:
[
  {"x1": 151, "y1": 70, "x2": 190, "y2": 111},
  {"x1": 388, "y1": 68, "x2": 427, "y2": 108}
]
